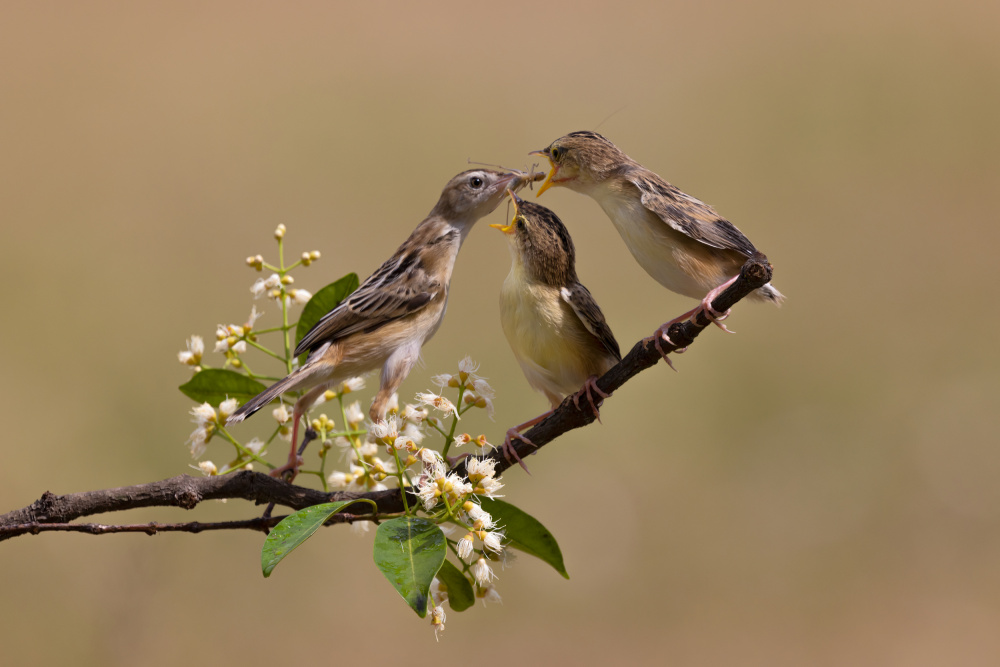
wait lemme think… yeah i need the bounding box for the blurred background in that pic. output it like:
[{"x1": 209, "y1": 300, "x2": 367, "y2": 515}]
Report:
[{"x1": 2, "y1": 1, "x2": 999, "y2": 665}]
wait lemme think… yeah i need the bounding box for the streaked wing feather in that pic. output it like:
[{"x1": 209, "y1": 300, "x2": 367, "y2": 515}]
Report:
[
  {"x1": 628, "y1": 171, "x2": 758, "y2": 257},
  {"x1": 560, "y1": 284, "x2": 622, "y2": 361},
  {"x1": 294, "y1": 251, "x2": 439, "y2": 355}
]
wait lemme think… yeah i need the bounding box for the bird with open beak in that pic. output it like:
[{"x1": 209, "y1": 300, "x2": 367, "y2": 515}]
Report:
[
  {"x1": 491, "y1": 190, "x2": 622, "y2": 468},
  {"x1": 531, "y1": 131, "x2": 783, "y2": 355}
]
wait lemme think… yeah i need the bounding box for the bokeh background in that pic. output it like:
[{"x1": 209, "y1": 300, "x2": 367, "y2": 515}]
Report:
[{"x1": 3, "y1": 2, "x2": 999, "y2": 665}]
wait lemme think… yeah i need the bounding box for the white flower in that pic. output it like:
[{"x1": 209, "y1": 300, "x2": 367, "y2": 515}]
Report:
[
  {"x1": 290, "y1": 288, "x2": 311, "y2": 305},
  {"x1": 466, "y1": 457, "x2": 497, "y2": 482},
  {"x1": 471, "y1": 377, "x2": 494, "y2": 399},
  {"x1": 197, "y1": 461, "x2": 218, "y2": 476},
  {"x1": 457, "y1": 533, "x2": 475, "y2": 560},
  {"x1": 370, "y1": 415, "x2": 400, "y2": 442},
  {"x1": 245, "y1": 437, "x2": 265, "y2": 455},
  {"x1": 344, "y1": 401, "x2": 365, "y2": 427},
  {"x1": 430, "y1": 605, "x2": 446, "y2": 639},
  {"x1": 218, "y1": 398, "x2": 238, "y2": 420},
  {"x1": 349, "y1": 520, "x2": 370, "y2": 534},
  {"x1": 190, "y1": 403, "x2": 217, "y2": 426},
  {"x1": 384, "y1": 392, "x2": 399, "y2": 415},
  {"x1": 264, "y1": 273, "x2": 281, "y2": 289},
  {"x1": 251, "y1": 278, "x2": 267, "y2": 298},
  {"x1": 339, "y1": 377, "x2": 365, "y2": 394},
  {"x1": 401, "y1": 422, "x2": 425, "y2": 445},
  {"x1": 416, "y1": 392, "x2": 459, "y2": 419},
  {"x1": 177, "y1": 335, "x2": 204, "y2": 366},
  {"x1": 453, "y1": 433, "x2": 472, "y2": 447},
  {"x1": 231, "y1": 340, "x2": 247, "y2": 354},
  {"x1": 246, "y1": 305, "x2": 262, "y2": 328},
  {"x1": 430, "y1": 577, "x2": 448, "y2": 603},
  {"x1": 477, "y1": 477, "x2": 505, "y2": 498},
  {"x1": 467, "y1": 504, "x2": 494, "y2": 530},
  {"x1": 444, "y1": 473, "x2": 473, "y2": 499},
  {"x1": 431, "y1": 373, "x2": 454, "y2": 388},
  {"x1": 188, "y1": 427, "x2": 209, "y2": 458},
  {"x1": 458, "y1": 356, "x2": 479, "y2": 374},
  {"x1": 272, "y1": 404, "x2": 290, "y2": 424},
  {"x1": 401, "y1": 404, "x2": 428, "y2": 424},
  {"x1": 481, "y1": 530, "x2": 504, "y2": 554},
  {"x1": 417, "y1": 480, "x2": 440, "y2": 511},
  {"x1": 472, "y1": 557, "x2": 495, "y2": 586},
  {"x1": 479, "y1": 585, "x2": 502, "y2": 605}
]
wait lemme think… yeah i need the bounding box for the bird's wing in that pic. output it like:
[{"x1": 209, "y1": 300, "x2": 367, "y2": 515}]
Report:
[
  {"x1": 560, "y1": 284, "x2": 622, "y2": 362},
  {"x1": 294, "y1": 249, "x2": 440, "y2": 355},
  {"x1": 628, "y1": 169, "x2": 758, "y2": 257}
]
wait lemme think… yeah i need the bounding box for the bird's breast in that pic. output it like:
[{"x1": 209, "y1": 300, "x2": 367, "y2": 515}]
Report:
[
  {"x1": 499, "y1": 267, "x2": 607, "y2": 397},
  {"x1": 594, "y1": 188, "x2": 734, "y2": 299}
]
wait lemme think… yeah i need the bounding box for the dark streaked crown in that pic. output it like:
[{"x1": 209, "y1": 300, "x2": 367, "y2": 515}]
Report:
[
  {"x1": 543, "y1": 131, "x2": 633, "y2": 177},
  {"x1": 509, "y1": 197, "x2": 579, "y2": 286}
]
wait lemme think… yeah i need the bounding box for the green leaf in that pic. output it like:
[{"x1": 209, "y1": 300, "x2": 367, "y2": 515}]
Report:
[
  {"x1": 373, "y1": 517, "x2": 446, "y2": 617},
  {"x1": 479, "y1": 498, "x2": 569, "y2": 579},
  {"x1": 179, "y1": 369, "x2": 268, "y2": 405},
  {"x1": 435, "y1": 559, "x2": 475, "y2": 612},
  {"x1": 262, "y1": 500, "x2": 369, "y2": 577},
  {"x1": 295, "y1": 273, "x2": 360, "y2": 349}
]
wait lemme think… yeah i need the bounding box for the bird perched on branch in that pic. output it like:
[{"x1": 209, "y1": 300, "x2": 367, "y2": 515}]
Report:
[
  {"x1": 492, "y1": 190, "x2": 621, "y2": 467},
  {"x1": 531, "y1": 131, "x2": 783, "y2": 353},
  {"x1": 228, "y1": 168, "x2": 543, "y2": 480}
]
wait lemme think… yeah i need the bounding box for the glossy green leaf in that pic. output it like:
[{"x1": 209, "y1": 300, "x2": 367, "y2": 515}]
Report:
[
  {"x1": 179, "y1": 369, "x2": 268, "y2": 405},
  {"x1": 295, "y1": 273, "x2": 360, "y2": 349},
  {"x1": 435, "y1": 559, "x2": 475, "y2": 612},
  {"x1": 262, "y1": 500, "x2": 368, "y2": 577},
  {"x1": 479, "y1": 498, "x2": 569, "y2": 578},
  {"x1": 373, "y1": 517, "x2": 446, "y2": 617}
]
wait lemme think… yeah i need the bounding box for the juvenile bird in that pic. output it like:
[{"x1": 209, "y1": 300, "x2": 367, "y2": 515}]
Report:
[
  {"x1": 491, "y1": 190, "x2": 621, "y2": 466},
  {"x1": 531, "y1": 131, "x2": 783, "y2": 353},
  {"x1": 228, "y1": 169, "x2": 542, "y2": 480}
]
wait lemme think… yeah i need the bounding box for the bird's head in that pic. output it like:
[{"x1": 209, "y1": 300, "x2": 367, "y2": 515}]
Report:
[
  {"x1": 530, "y1": 131, "x2": 628, "y2": 196},
  {"x1": 490, "y1": 190, "x2": 577, "y2": 286},
  {"x1": 432, "y1": 169, "x2": 544, "y2": 223}
]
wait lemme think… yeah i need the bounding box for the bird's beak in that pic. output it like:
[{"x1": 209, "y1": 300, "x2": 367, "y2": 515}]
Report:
[
  {"x1": 489, "y1": 190, "x2": 520, "y2": 234},
  {"x1": 529, "y1": 149, "x2": 557, "y2": 197}
]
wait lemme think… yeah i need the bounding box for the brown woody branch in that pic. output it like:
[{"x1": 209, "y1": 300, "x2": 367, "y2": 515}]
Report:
[{"x1": 0, "y1": 255, "x2": 772, "y2": 542}]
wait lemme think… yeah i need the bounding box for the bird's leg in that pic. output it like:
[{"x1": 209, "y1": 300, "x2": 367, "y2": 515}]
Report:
[
  {"x1": 571, "y1": 375, "x2": 610, "y2": 422},
  {"x1": 269, "y1": 405, "x2": 311, "y2": 482},
  {"x1": 651, "y1": 306, "x2": 699, "y2": 369},
  {"x1": 699, "y1": 276, "x2": 739, "y2": 333},
  {"x1": 501, "y1": 410, "x2": 552, "y2": 473}
]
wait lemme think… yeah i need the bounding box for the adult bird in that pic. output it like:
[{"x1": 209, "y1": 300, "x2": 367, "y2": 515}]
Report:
[
  {"x1": 531, "y1": 131, "x2": 783, "y2": 353},
  {"x1": 228, "y1": 168, "x2": 542, "y2": 479}
]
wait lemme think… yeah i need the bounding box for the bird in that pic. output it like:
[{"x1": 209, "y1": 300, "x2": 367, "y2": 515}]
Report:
[
  {"x1": 491, "y1": 190, "x2": 622, "y2": 467},
  {"x1": 227, "y1": 168, "x2": 543, "y2": 480},
  {"x1": 530, "y1": 131, "x2": 783, "y2": 356}
]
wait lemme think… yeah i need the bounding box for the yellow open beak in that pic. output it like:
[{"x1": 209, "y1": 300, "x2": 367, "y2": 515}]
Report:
[
  {"x1": 490, "y1": 190, "x2": 521, "y2": 234},
  {"x1": 528, "y1": 149, "x2": 556, "y2": 197}
]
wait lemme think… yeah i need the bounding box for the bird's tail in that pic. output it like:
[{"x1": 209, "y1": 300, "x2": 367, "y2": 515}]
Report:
[
  {"x1": 757, "y1": 282, "x2": 785, "y2": 306},
  {"x1": 227, "y1": 372, "x2": 305, "y2": 425}
]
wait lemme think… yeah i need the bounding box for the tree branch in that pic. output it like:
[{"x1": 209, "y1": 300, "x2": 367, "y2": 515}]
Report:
[{"x1": 1, "y1": 255, "x2": 773, "y2": 542}]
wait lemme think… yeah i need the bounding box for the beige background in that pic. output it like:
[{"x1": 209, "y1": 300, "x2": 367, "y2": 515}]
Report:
[{"x1": 3, "y1": 2, "x2": 999, "y2": 665}]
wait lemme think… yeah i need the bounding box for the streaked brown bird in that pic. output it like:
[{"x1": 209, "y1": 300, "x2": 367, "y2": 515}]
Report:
[
  {"x1": 228, "y1": 168, "x2": 542, "y2": 479},
  {"x1": 531, "y1": 131, "x2": 783, "y2": 353},
  {"x1": 491, "y1": 190, "x2": 621, "y2": 467}
]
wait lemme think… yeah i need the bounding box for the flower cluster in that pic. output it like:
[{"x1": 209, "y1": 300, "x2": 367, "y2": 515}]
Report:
[{"x1": 177, "y1": 226, "x2": 523, "y2": 639}]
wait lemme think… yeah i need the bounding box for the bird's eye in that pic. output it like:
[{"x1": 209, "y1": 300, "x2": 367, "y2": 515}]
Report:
[
  {"x1": 550, "y1": 147, "x2": 561, "y2": 161},
  {"x1": 469, "y1": 176, "x2": 484, "y2": 188},
  {"x1": 516, "y1": 218, "x2": 526, "y2": 232}
]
